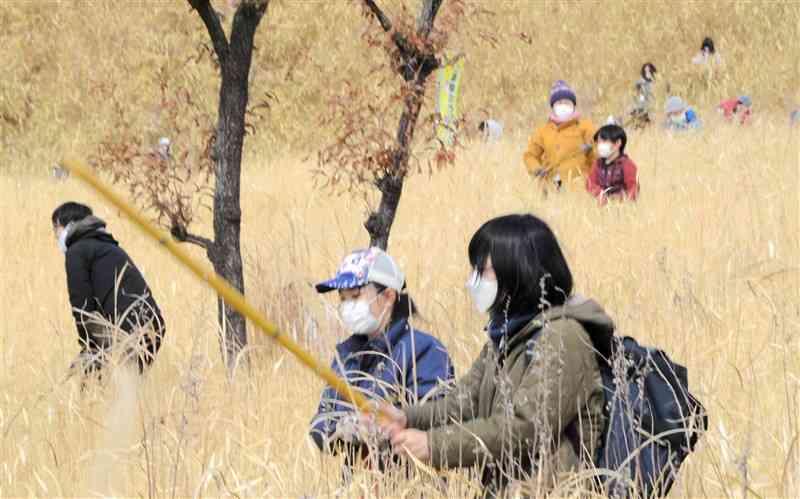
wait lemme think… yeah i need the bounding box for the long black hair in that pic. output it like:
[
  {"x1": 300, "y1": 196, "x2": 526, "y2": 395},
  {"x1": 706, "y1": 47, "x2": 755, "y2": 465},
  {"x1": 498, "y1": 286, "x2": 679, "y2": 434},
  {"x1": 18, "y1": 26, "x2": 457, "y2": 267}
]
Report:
[
  {"x1": 641, "y1": 62, "x2": 657, "y2": 82},
  {"x1": 701, "y1": 37, "x2": 715, "y2": 54},
  {"x1": 373, "y1": 283, "x2": 419, "y2": 324},
  {"x1": 594, "y1": 124, "x2": 628, "y2": 159},
  {"x1": 468, "y1": 214, "x2": 573, "y2": 318}
]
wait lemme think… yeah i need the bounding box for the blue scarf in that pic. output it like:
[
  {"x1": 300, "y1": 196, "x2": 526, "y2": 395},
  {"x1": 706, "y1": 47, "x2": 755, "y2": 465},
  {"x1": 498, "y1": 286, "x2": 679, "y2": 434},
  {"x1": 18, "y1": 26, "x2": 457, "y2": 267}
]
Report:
[{"x1": 486, "y1": 313, "x2": 538, "y2": 350}]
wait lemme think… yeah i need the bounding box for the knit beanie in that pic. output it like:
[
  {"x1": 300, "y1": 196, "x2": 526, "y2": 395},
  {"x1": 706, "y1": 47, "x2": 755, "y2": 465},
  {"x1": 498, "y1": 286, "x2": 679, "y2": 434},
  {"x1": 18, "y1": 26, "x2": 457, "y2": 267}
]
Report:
[{"x1": 549, "y1": 80, "x2": 577, "y2": 107}]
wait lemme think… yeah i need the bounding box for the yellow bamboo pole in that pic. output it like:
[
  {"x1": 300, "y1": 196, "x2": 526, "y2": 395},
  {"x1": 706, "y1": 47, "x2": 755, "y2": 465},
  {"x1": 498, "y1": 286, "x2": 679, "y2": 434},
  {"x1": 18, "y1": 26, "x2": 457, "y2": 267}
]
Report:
[{"x1": 61, "y1": 159, "x2": 370, "y2": 413}]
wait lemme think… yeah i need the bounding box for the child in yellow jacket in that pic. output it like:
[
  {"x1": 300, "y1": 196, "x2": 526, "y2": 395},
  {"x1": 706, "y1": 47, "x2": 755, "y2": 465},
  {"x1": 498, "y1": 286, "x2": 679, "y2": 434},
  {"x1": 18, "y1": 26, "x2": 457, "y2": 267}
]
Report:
[{"x1": 523, "y1": 80, "x2": 596, "y2": 191}]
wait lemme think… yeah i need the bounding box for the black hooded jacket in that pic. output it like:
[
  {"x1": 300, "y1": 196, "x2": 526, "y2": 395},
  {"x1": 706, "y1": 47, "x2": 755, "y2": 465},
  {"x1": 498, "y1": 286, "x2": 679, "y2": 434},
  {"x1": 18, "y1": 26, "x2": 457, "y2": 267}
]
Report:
[{"x1": 64, "y1": 216, "x2": 164, "y2": 351}]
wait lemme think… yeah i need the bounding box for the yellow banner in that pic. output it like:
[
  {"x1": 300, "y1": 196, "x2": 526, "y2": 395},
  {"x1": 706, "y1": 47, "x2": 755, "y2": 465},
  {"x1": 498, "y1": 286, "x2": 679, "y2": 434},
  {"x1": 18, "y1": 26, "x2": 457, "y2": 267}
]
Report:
[{"x1": 436, "y1": 56, "x2": 464, "y2": 146}]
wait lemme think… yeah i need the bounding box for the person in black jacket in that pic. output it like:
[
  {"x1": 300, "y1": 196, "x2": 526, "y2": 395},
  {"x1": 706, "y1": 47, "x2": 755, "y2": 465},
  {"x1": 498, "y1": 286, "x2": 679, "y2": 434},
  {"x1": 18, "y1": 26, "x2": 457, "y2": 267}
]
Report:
[{"x1": 52, "y1": 202, "x2": 165, "y2": 377}]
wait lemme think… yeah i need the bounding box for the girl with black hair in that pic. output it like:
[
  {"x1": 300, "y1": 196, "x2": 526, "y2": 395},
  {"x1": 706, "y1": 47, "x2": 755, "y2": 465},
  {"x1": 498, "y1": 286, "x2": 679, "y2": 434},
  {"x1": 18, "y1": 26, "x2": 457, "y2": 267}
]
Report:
[
  {"x1": 692, "y1": 36, "x2": 722, "y2": 66},
  {"x1": 376, "y1": 214, "x2": 615, "y2": 495},
  {"x1": 586, "y1": 124, "x2": 640, "y2": 203},
  {"x1": 309, "y1": 247, "x2": 453, "y2": 481},
  {"x1": 629, "y1": 62, "x2": 658, "y2": 128}
]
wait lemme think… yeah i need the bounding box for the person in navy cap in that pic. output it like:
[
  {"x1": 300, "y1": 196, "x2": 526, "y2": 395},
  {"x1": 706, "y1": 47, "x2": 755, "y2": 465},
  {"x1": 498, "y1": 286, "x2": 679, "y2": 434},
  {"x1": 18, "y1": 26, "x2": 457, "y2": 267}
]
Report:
[{"x1": 309, "y1": 247, "x2": 454, "y2": 481}]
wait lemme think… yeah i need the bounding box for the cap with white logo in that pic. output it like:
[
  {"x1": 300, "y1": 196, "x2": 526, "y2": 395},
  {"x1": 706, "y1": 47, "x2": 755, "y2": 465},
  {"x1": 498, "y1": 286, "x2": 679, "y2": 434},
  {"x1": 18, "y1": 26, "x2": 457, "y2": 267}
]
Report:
[{"x1": 316, "y1": 247, "x2": 405, "y2": 293}]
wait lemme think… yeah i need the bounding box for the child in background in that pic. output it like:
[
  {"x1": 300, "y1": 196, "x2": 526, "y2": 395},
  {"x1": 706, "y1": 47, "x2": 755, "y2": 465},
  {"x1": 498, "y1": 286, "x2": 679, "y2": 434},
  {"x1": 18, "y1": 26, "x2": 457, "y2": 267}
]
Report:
[
  {"x1": 663, "y1": 96, "x2": 702, "y2": 131},
  {"x1": 587, "y1": 124, "x2": 639, "y2": 204},
  {"x1": 628, "y1": 62, "x2": 658, "y2": 128},
  {"x1": 478, "y1": 119, "x2": 503, "y2": 142},
  {"x1": 719, "y1": 96, "x2": 753, "y2": 125},
  {"x1": 523, "y1": 80, "x2": 596, "y2": 193},
  {"x1": 790, "y1": 109, "x2": 800, "y2": 127},
  {"x1": 691, "y1": 36, "x2": 722, "y2": 66}
]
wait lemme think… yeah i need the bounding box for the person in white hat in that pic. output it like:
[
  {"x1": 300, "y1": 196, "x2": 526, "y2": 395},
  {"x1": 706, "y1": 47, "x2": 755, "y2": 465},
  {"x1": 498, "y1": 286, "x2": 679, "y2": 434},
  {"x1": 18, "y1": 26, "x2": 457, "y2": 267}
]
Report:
[
  {"x1": 663, "y1": 96, "x2": 702, "y2": 131},
  {"x1": 156, "y1": 137, "x2": 171, "y2": 160},
  {"x1": 309, "y1": 247, "x2": 453, "y2": 481}
]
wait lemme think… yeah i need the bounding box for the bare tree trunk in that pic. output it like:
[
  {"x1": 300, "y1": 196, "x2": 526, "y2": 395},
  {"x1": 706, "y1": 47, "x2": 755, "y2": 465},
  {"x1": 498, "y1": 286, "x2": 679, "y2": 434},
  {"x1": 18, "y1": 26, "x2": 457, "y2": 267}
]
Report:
[
  {"x1": 189, "y1": 0, "x2": 269, "y2": 371},
  {"x1": 366, "y1": 81, "x2": 426, "y2": 250},
  {"x1": 363, "y1": 0, "x2": 443, "y2": 250}
]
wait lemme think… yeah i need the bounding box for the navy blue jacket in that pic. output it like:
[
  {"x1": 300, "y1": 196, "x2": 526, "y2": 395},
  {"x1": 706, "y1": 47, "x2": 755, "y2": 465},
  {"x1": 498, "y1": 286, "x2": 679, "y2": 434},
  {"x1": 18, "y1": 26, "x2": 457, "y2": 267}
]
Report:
[{"x1": 310, "y1": 318, "x2": 454, "y2": 452}]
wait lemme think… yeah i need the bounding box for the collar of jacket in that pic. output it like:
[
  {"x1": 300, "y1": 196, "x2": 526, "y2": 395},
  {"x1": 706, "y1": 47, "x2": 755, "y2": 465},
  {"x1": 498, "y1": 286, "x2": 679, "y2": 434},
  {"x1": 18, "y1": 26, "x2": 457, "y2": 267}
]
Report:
[
  {"x1": 488, "y1": 297, "x2": 595, "y2": 353},
  {"x1": 600, "y1": 153, "x2": 629, "y2": 168},
  {"x1": 66, "y1": 215, "x2": 115, "y2": 247},
  {"x1": 486, "y1": 312, "x2": 539, "y2": 350},
  {"x1": 335, "y1": 318, "x2": 409, "y2": 358},
  {"x1": 548, "y1": 117, "x2": 580, "y2": 130}
]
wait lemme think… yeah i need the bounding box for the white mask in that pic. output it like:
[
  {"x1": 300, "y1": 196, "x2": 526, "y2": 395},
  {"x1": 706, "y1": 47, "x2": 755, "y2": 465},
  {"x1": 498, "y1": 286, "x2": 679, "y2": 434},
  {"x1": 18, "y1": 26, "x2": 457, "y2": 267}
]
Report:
[
  {"x1": 597, "y1": 142, "x2": 614, "y2": 158},
  {"x1": 553, "y1": 103, "x2": 574, "y2": 119},
  {"x1": 466, "y1": 270, "x2": 498, "y2": 314},
  {"x1": 57, "y1": 222, "x2": 73, "y2": 254},
  {"x1": 339, "y1": 292, "x2": 385, "y2": 336}
]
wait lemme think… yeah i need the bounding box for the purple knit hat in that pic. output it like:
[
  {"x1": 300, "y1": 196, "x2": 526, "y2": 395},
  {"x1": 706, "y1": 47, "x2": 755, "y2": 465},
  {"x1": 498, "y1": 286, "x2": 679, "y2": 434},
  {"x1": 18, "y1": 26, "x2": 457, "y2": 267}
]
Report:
[{"x1": 549, "y1": 80, "x2": 577, "y2": 107}]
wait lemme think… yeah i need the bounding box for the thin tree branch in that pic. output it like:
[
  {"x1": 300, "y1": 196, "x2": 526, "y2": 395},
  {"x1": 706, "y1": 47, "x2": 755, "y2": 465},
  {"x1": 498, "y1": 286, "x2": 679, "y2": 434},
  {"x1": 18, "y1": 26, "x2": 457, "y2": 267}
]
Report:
[
  {"x1": 362, "y1": 0, "x2": 393, "y2": 32},
  {"x1": 184, "y1": 232, "x2": 214, "y2": 250},
  {"x1": 361, "y1": 0, "x2": 418, "y2": 62},
  {"x1": 170, "y1": 224, "x2": 213, "y2": 250},
  {"x1": 188, "y1": 0, "x2": 230, "y2": 67},
  {"x1": 361, "y1": 0, "x2": 442, "y2": 81},
  {"x1": 416, "y1": 0, "x2": 443, "y2": 38}
]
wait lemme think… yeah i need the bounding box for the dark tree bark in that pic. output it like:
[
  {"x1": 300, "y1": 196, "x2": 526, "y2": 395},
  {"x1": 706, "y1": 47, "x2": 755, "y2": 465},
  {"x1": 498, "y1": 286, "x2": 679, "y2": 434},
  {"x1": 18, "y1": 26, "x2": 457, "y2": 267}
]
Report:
[
  {"x1": 362, "y1": 0, "x2": 443, "y2": 250},
  {"x1": 188, "y1": 0, "x2": 269, "y2": 371}
]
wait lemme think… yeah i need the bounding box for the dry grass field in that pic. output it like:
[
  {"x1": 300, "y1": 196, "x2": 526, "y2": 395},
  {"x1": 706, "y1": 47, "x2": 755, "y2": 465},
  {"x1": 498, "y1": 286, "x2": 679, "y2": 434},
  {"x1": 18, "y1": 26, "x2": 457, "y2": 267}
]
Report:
[{"x1": 1, "y1": 1, "x2": 799, "y2": 497}]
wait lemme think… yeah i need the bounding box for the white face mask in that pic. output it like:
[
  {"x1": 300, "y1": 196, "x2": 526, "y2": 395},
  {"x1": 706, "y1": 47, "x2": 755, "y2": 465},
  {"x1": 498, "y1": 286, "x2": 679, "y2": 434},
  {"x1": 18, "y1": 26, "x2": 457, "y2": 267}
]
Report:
[
  {"x1": 57, "y1": 222, "x2": 73, "y2": 254},
  {"x1": 466, "y1": 270, "x2": 498, "y2": 314},
  {"x1": 553, "y1": 103, "x2": 574, "y2": 119},
  {"x1": 339, "y1": 292, "x2": 385, "y2": 336},
  {"x1": 597, "y1": 142, "x2": 614, "y2": 158}
]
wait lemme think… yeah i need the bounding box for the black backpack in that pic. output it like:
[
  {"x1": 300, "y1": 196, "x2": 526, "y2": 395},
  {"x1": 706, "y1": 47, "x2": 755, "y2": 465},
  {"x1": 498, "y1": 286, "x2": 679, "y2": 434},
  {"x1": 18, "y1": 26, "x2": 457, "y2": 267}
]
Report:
[{"x1": 593, "y1": 336, "x2": 708, "y2": 498}]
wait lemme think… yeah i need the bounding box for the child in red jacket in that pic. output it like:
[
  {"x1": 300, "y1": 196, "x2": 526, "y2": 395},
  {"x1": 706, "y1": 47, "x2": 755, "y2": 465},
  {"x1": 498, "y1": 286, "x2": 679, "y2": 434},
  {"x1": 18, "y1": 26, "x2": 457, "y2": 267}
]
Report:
[
  {"x1": 586, "y1": 124, "x2": 639, "y2": 204},
  {"x1": 718, "y1": 96, "x2": 752, "y2": 125}
]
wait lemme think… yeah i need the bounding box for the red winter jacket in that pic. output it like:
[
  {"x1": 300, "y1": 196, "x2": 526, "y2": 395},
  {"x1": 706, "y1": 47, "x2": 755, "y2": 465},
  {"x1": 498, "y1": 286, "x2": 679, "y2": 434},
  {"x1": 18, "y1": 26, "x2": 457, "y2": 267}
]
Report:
[
  {"x1": 719, "y1": 99, "x2": 752, "y2": 125},
  {"x1": 586, "y1": 154, "x2": 639, "y2": 202}
]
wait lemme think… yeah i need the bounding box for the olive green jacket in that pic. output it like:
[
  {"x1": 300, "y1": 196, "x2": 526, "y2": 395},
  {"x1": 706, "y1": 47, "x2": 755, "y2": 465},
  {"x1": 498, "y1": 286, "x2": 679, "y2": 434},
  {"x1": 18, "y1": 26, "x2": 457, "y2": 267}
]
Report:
[{"x1": 405, "y1": 296, "x2": 613, "y2": 492}]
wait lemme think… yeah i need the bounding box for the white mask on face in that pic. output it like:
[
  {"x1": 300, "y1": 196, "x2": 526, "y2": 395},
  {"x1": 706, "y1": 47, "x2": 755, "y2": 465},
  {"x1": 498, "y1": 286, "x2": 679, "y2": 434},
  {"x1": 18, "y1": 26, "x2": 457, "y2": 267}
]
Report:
[
  {"x1": 57, "y1": 222, "x2": 73, "y2": 254},
  {"x1": 466, "y1": 270, "x2": 498, "y2": 314},
  {"x1": 553, "y1": 103, "x2": 574, "y2": 119},
  {"x1": 670, "y1": 113, "x2": 685, "y2": 124},
  {"x1": 597, "y1": 142, "x2": 614, "y2": 158},
  {"x1": 339, "y1": 292, "x2": 385, "y2": 336}
]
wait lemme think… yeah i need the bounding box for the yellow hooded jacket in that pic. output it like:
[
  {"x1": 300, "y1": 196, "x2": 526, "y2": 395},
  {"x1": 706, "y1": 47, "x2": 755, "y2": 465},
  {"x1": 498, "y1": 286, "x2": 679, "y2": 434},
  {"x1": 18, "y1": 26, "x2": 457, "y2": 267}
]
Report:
[{"x1": 523, "y1": 118, "x2": 596, "y2": 188}]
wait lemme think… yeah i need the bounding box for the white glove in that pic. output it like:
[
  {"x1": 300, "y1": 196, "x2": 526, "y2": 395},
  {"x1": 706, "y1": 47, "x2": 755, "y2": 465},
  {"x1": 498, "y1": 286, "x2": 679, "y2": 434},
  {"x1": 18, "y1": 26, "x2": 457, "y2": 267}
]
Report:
[
  {"x1": 333, "y1": 412, "x2": 384, "y2": 444},
  {"x1": 68, "y1": 350, "x2": 103, "y2": 375}
]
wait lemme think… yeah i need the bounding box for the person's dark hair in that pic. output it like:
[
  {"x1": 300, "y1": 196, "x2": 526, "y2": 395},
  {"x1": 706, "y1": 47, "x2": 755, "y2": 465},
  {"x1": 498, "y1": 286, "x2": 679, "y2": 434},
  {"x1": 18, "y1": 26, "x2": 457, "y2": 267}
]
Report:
[
  {"x1": 594, "y1": 124, "x2": 627, "y2": 156},
  {"x1": 52, "y1": 202, "x2": 92, "y2": 227},
  {"x1": 701, "y1": 37, "x2": 715, "y2": 54},
  {"x1": 373, "y1": 283, "x2": 419, "y2": 323},
  {"x1": 641, "y1": 62, "x2": 657, "y2": 81},
  {"x1": 468, "y1": 214, "x2": 573, "y2": 318}
]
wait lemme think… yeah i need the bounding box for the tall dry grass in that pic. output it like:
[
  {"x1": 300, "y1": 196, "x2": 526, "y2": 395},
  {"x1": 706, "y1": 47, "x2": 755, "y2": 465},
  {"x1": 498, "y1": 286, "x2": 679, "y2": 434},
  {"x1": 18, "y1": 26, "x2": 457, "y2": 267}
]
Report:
[
  {"x1": 2, "y1": 1, "x2": 799, "y2": 174},
  {"x1": 1, "y1": 0, "x2": 799, "y2": 497},
  {"x1": 1, "y1": 119, "x2": 798, "y2": 496}
]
